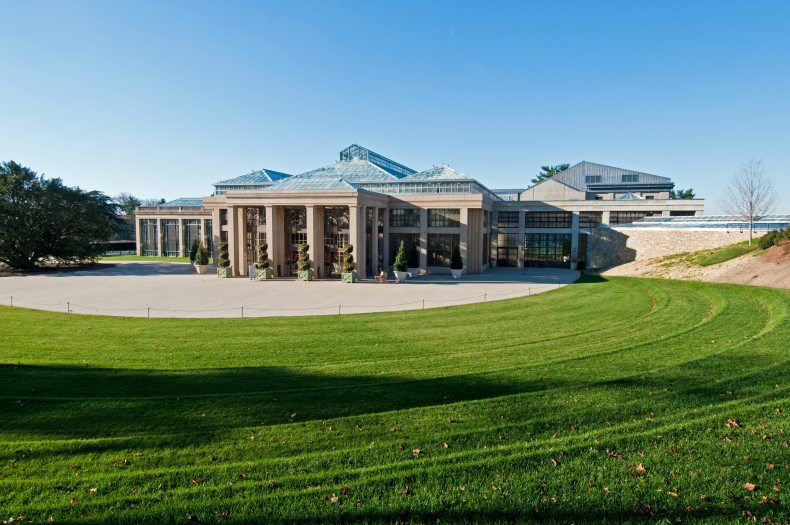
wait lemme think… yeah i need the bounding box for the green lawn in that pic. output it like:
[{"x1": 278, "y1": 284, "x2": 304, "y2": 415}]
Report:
[
  {"x1": 1, "y1": 277, "x2": 787, "y2": 524},
  {"x1": 100, "y1": 255, "x2": 191, "y2": 263}
]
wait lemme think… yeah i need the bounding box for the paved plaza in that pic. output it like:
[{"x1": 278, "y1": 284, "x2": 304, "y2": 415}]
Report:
[{"x1": 0, "y1": 263, "x2": 579, "y2": 318}]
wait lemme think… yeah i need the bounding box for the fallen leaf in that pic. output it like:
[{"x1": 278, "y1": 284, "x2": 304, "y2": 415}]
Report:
[
  {"x1": 667, "y1": 491, "x2": 678, "y2": 497},
  {"x1": 330, "y1": 493, "x2": 339, "y2": 504},
  {"x1": 726, "y1": 418, "x2": 740, "y2": 429},
  {"x1": 340, "y1": 486, "x2": 350, "y2": 495},
  {"x1": 412, "y1": 448, "x2": 421, "y2": 458},
  {"x1": 401, "y1": 484, "x2": 412, "y2": 495},
  {"x1": 89, "y1": 487, "x2": 98, "y2": 494},
  {"x1": 635, "y1": 464, "x2": 647, "y2": 474},
  {"x1": 443, "y1": 442, "x2": 449, "y2": 449},
  {"x1": 744, "y1": 483, "x2": 757, "y2": 492}
]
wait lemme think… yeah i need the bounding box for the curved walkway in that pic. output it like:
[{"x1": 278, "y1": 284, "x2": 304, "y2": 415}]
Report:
[{"x1": 0, "y1": 263, "x2": 579, "y2": 318}]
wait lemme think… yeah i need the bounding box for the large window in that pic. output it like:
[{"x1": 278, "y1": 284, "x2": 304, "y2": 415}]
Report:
[
  {"x1": 183, "y1": 219, "x2": 201, "y2": 254},
  {"x1": 140, "y1": 219, "x2": 158, "y2": 256},
  {"x1": 621, "y1": 174, "x2": 639, "y2": 183},
  {"x1": 497, "y1": 211, "x2": 520, "y2": 228},
  {"x1": 496, "y1": 233, "x2": 520, "y2": 267},
  {"x1": 609, "y1": 211, "x2": 661, "y2": 225},
  {"x1": 389, "y1": 233, "x2": 420, "y2": 266},
  {"x1": 204, "y1": 219, "x2": 213, "y2": 255},
  {"x1": 585, "y1": 175, "x2": 602, "y2": 184},
  {"x1": 524, "y1": 233, "x2": 572, "y2": 268},
  {"x1": 427, "y1": 233, "x2": 459, "y2": 267},
  {"x1": 161, "y1": 219, "x2": 179, "y2": 257},
  {"x1": 525, "y1": 212, "x2": 572, "y2": 228},
  {"x1": 390, "y1": 208, "x2": 420, "y2": 228},
  {"x1": 428, "y1": 208, "x2": 460, "y2": 228},
  {"x1": 579, "y1": 211, "x2": 602, "y2": 229}
]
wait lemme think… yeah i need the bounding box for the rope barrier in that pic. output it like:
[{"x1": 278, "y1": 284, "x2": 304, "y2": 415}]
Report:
[{"x1": 5, "y1": 284, "x2": 566, "y2": 318}]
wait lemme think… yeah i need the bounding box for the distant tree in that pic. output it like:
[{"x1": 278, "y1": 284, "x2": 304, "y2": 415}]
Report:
[
  {"x1": 0, "y1": 161, "x2": 120, "y2": 270},
  {"x1": 723, "y1": 158, "x2": 777, "y2": 245},
  {"x1": 670, "y1": 188, "x2": 696, "y2": 199},
  {"x1": 116, "y1": 193, "x2": 142, "y2": 216},
  {"x1": 141, "y1": 198, "x2": 166, "y2": 206},
  {"x1": 531, "y1": 164, "x2": 570, "y2": 185}
]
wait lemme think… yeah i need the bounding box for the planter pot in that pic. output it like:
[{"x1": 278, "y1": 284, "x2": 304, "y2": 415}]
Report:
[
  {"x1": 489, "y1": 259, "x2": 497, "y2": 268},
  {"x1": 217, "y1": 266, "x2": 231, "y2": 278},
  {"x1": 394, "y1": 270, "x2": 408, "y2": 283},
  {"x1": 407, "y1": 267, "x2": 419, "y2": 279},
  {"x1": 341, "y1": 271, "x2": 357, "y2": 283},
  {"x1": 194, "y1": 264, "x2": 209, "y2": 275},
  {"x1": 451, "y1": 268, "x2": 463, "y2": 280},
  {"x1": 255, "y1": 267, "x2": 272, "y2": 280},
  {"x1": 298, "y1": 269, "x2": 314, "y2": 282}
]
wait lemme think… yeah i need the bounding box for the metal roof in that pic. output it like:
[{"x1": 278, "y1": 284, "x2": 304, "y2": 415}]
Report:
[
  {"x1": 550, "y1": 161, "x2": 673, "y2": 191},
  {"x1": 339, "y1": 144, "x2": 417, "y2": 178}
]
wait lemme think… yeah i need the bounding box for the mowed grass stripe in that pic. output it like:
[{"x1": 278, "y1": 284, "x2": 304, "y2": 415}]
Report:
[{"x1": 1, "y1": 276, "x2": 788, "y2": 523}]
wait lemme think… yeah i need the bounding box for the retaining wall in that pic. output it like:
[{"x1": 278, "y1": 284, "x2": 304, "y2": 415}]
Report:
[{"x1": 588, "y1": 229, "x2": 763, "y2": 268}]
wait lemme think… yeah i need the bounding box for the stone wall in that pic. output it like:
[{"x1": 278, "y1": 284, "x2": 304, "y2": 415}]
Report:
[{"x1": 588, "y1": 228, "x2": 764, "y2": 268}]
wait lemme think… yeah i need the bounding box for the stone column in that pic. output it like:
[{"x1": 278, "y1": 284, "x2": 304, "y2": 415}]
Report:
[
  {"x1": 517, "y1": 209, "x2": 526, "y2": 269},
  {"x1": 359, "y1": 206, "x2": 368, "y2": 278},
  {"x1": 272, "y1": 206, "x2": 286, "y2": 277},
  {"x1": 178, "y1": 218, "x2": 186, "y2": 257},
  {"x1": 382, "y1": 207, "x2": 390, "y2": 270},
  {"x1": 602, "y1": 210, "x2": 611, "y2": 226},
  {"x1": 210, "y1": 208, "x2": 221, "y2": 261},
  {"x1": 370, "y1": 206, "x2": 379, "y2": 275},
  {"x1": 570, "y1": 211, "x2": 580, "y2": 269},
  {"x1": 490, "y1": 211, "x2": 498, "y2": 267},
  {"x1": 305, "y1": 205, "x2": 323, "y2": 278},
  {"x1": 236, "y1": 206, "x2": 248, "y2": 277},
  {"x1": 135, "y1": 218, "x2": 142, "y2": 256},
  {"x1": 157, "y1": 218, "x2": 163, "y2": 257},
  {"x1": 226, "y1": 207, "x2": 237, "y2": 277},
  {"x1": 264, "y1": 205, "x2": 275, "y2": 273},
  {"x1": 419, "y1": 208, "x2": 428, "y2": 270},
  {"x1": 459, "y1": 208, "x2": 469, "y2": 274},
  {"x1": 348, "y1": 204, "x2": 359, "y2": 276}
]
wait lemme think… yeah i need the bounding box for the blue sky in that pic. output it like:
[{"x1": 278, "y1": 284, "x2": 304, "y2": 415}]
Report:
[{"x1": 1, "y1": 0, "x2": 788, "y2": 211}]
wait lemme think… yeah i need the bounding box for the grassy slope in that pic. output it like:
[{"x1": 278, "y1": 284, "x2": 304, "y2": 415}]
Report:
[
  {"x1": 659, "y1": 241, "x2": 761, "y2": 268},
  {"x1": 0, "y1": 277, "x2": 787, "y2": 524}
]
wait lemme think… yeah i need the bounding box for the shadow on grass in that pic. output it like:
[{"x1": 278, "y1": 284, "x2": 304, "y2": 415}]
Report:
[{"x1": 1, "y1": 344, "x2": 785, "y2": 447}]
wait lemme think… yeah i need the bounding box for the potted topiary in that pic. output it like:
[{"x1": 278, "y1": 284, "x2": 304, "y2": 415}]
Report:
[
  {"x1": 254, "y1": 242, "x2": 272, "y2": 280},
  {"x1": 217, "y1": 241, "x2": 231, "y2": 278},
  {"x1": 341, "y1": 244, "x2": 357, "y2": 283},
  {"x1": 194, "y1": 242, "x2": 210, "y2": 275},
  {"x1": 450, "y1": 244, "x2": 463, "y2": 279},
  {"x1": 189, "y1": 238, "x2": 200, "y2": 266},
  {"x1": 297, "y1": 243, "x2": 313, "y2": 281},
  {"x1": 393, "y1": 240, "x2": 409, "y2": 283},
  {"x1": 407, "y1": 241, "x2": 420, "y2": 278}
]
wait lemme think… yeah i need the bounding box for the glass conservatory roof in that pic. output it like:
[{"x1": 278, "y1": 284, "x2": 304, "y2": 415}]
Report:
[
  {"x1": 214, "y1": 168, "x2": 291, "y2": 187},
  {"x1": 160, "y1": 198, "x2": 204, "y2": 207},
  {"x1": 403, "y1": 165, "x2": 472, "y2": 181}
]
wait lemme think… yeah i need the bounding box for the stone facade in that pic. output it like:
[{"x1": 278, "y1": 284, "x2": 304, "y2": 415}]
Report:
[{"x1": 588, "y1": 228, "x2": 765, "y2": 268}]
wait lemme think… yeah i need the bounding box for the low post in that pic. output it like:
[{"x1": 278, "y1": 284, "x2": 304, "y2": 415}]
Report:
[
  {"x1": 147, "y1": 307, "x2": 150, "y2": 319},
  {"x1": 241, "y1": 306, "x2": 244, "y2": 318},
  {"x1": 10, "y1": 296, "x2": 12, "y2": 307}
]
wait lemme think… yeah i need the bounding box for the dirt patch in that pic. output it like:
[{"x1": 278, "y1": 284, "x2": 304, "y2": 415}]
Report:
[
  {"x1": 603, "y1": 247, "x2": 790, "y2": 290},
  {"x1": 762, "y1": 240, "x2": 790, "y2": 264}
]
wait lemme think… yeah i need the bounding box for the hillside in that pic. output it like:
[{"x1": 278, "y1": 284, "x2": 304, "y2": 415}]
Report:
[
  {"x1": 604, "y1": 240, "x2": 790, "y2": 289},
  {"x1": 1, "y1": 277, "x2": 788, "y2": 524}
]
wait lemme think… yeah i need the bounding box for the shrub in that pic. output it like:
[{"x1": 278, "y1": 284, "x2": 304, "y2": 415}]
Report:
[
  {"x1": 450, "y1": 244, "x2": 463, "y2": 270},
  {"x1": 189, "y1": 239, "x2": 200, "y2": 263},
  {"x1": 194, "y1": 243, "x2": 209, "y2": 265},
  {"x1": 218, "y1": 242, "x2": 230, "y2": 268},
  {"x1": 759, "y1": 230, "x2": 781, "y2": 250},
  {"x1": 407, "y1": 242, "x2": 420, "y2": 268},
  {"x1": 297, "y1": 243, "x2": 311, "y2": 271},
  {"x1": 343, "y1": 244, "x2": 355, "y2": 273},
  {"x1": 255, "y1": 242, "x2": 270, "y2": 270},
  {"x1": 393, "y1": 241, "x2": 408, "y2": 272}
]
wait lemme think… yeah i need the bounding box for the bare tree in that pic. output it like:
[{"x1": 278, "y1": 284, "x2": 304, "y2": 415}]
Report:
[{"x1": 723, "y1": 158, "x2": 777, "y2": 245}]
